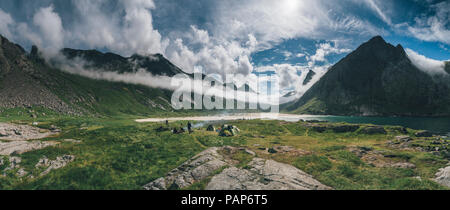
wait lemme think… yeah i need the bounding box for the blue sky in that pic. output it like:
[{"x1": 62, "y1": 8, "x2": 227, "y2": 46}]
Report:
[{"x1": 0, "y1": 0, "x2": 449, "y2": 93}]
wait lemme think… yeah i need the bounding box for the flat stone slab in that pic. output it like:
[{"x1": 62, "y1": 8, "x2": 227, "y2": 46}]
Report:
[
  {"x1": 434, "y1": 166, "x2": 450, "y2": 188},
  {"x1": 0, "y1": 122, "x2": 56, "y2": 141},
  {"x1": 144, "y1": 147, "x2": 331, "y2": 190},
  {"x1": 0, "y1": 140, "x2": 58, "y2": 155},
  {"x1": 205, "y1": 158, "x2": 331, "y2": 190}
]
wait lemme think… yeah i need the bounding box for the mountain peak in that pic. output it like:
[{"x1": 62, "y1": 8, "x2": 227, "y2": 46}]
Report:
[
  {"x1": 285, "y1": 35, "x2": 447, "y2": 116},
  {"x1": 367, "y1": 35, "x2": 387, "y2": 44}
]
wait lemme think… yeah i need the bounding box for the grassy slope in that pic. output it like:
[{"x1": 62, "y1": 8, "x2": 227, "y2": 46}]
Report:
[{"x1": 0, "y1": 115, "x2": 448, "y2": 190}]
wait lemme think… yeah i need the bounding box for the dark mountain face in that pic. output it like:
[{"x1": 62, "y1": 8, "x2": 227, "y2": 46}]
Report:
[
  {"x1": 0, "y1": 35, "x2": 174, "y2": 116},
  {"x1": 445, "y1": 61, "x2": 450, "y2": 74},
  {"x1": 285, "y1": 36, "x2": 450, "y2": 116},
  {"x1": 303, "y1": 70, "x2": 316, "y2": 85},
  {"x1": 61, "y1": 48, "x2": 186, "y2": 76}
]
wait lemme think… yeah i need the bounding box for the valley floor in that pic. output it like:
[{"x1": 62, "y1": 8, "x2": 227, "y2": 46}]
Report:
[{"x1": 0, "y1": 114, "x2": 449, "y2": 190}]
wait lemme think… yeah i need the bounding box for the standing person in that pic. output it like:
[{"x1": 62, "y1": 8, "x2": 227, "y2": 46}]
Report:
[
  {"x1": 187, "y1": 122, "x2": 193, "y2": 133},
  {"x1": 165, "y1": 120, "x2": 169, "y2": 126}
]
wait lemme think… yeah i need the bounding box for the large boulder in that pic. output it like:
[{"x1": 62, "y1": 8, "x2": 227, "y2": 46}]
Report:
[
  {"x1": 434, "y1": 166, "x2": 450, "y2": 188},
  {"x1": 205, "y1": 158, "x2": 332, "y2": 190},
  {"x1": 0, "y1": 123, "x2": 56, "y2": 141},
  {"x1": 332, "y1": 125, "x2": 360, "y2": 133},
  {"x1": 395, "y1": 135, "x2": 412, "y2": 142},
  {"x1": 143, "y1": 147, "x2": 331, "y2": 190},
  {"x1": 306, "y1": 124, "x2": 327, "y2": 133},
  {"x1": 35, "y1": 155, "x2": 75, "y2": 176},
  {"x1": 415, "y1": 130, "x2": 432, "y2": 137},
  {"x1": 360, "y1": 126, "x2": 386, "y2": 135},
  {"x1": 143, "y1": 147, "x2": 228, "y2": 190},
  {"x1": 0, "y1": 141, "x2": 58, "y2": 156}
]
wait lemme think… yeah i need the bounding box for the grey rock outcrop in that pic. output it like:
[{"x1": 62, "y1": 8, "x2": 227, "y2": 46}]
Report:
[
  {"x1": 396, "y1": 135, "x2": 412, "y2": 142},
  {"x1": 0, "y1": 123, "x2": 57, "y2": 141},
  {"x1": 434, "y1": 166, "x2": 450, "y2": 188},
  {"x1": 35, "y1": 155, "x2": 75, "y2": 176},
  {"x1": 415, "y1": 130, "x2": 433, "y2": 137},
  {"x1": 0, "y1": 140, "x2": 58, "y2": 155},
  {"x1": 144, "y1": 147, "x2": 331, "y2": 190},
  {"x1": 206, "y1": 158, "x2": 331, "y2": 190},
  {"x1": 143, "y1": 147, "x2": 228, "y2": 190},
  {"x1": 360, "y1": 126, "x2": 386, "y2": 135}
]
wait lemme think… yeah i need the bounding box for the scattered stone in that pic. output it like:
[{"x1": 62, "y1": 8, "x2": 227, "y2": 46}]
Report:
[
  {"x1": 268, "y1": 148, "x2": 277, "y2": 154},
  {"x1": 391, "y1": 126, "x2": 408, "y2": 134},
  {"x1": 2, "y1": 156, "x2": 27, "y2": 177},
  {"x1": 332, "y1": 125, "x2": 360, "y2": 133},
  {"x1": 391, "y1": 162, "x2": 416, "y2": 169},
  {"x1": 14, "y1": 129, "x2": 22, "y2": 135},
  {"x1": 0, "y1": 131, "x2": 8, "y2": 137},
  {"x1": 244, "y1": 149, "x2": 256, "y2": 156},
  {"x1": 348, "y1": 146, "x2": 373, "y2": 158},
  {"x1": 35, "y1": 155, "x2": 75, "y2": 176},
  {"x1": 396, "y1": 136, "x2": 412, "y2": 142},
  {"x1": 271, "y1": 146, "x2": 310, "y2": 156},
  {"x1": 63, "y1": 139, "x2": 81, "y2": 143},
  {"x1": 360, "y1": 126, "x2": 387, "y2": 135},
  {"x1": 415, "y1": 130, "x2": 432, "y2": 137},
  {"x1": 307, "y1": 124, "x2": 327, "y2": 133},
  {"x1": 49, "y1": 125, "x2": 61, "y2": 133},
  {"x1": 0, "y1": 122, "x2": 56, "y2": 141},
  {"x1": 32, "y1": 122, "x2": 39, "y2": 126},
  {"x1": 434, "y1": 166, "x2": 450, "y2": 188},
  {"x1": 17, "y1": 168, "x2": 27, "y2": 177}
]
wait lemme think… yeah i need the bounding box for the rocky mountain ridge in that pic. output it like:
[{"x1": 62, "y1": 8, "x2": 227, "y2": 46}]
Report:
[
  {"x1": 285, "y1": 36, "x2": 450, "y2": 116},
  {"x1": 0, "y1": 35, "x2": 178, "y2": 116}
]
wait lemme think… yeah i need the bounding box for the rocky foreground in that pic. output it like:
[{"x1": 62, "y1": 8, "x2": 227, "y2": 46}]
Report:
[
  {"x1": 434, "y1": 165, "x2": 450, "y2": 188},
  {"x1": 144, "y1": 146, "x2": 332, "y2": 190},
  {"x1": 0, "y1": 122, "x2": 75, "y2": 178}
]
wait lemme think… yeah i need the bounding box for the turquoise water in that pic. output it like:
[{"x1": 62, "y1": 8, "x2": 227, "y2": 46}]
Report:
[{"x1": 300, "y1": 116, "x2": 450, "y2": 135}]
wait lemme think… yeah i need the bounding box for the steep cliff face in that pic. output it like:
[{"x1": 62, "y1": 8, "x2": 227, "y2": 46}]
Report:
[
  {"x1": 445, "y1": 61, "x2": 450, "y2": 74},
  {"x1": 0, "y1": 35, "x2": 175, "y2": 116},
  {"x1": 0, "y1": 36, "x2": 76, "y2": 114},
  {"x1": 61, "y1": 48, "x2": 186, "y2": 76},
  {"x1": 285, "y1": 36, "x2": 450, "y2": 116}
]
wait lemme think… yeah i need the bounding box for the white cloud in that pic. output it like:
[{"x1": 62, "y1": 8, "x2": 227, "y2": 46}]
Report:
[
  {"x1": 296, "y1": 53, "x2": 306, "y2": 58},
  {"x1": 211, "y1": 0, "x2": 380, "y2": 49},
  {"x1": 404, "y1": 1, "x2": 450, "y2": 45},
  {"x1": 33, "y1": 5, "x2": 64, "y2": 56},
  {"x1": 309, "y1": 42, "x2": 351, "y2": 64},
  {"x1": 364, "y1": 0, "x2": 392, "y2": 25},
  {"x1": 255, "y1": 63, "x2": 328, "y2": 97},
  {"x1": 0, "y1": 0, "x2": 383, "y2": 96},
  {"x1": 165, "y1": 27, "x2": 256, "y2": 76},
  {"x1": 0, "y1": 9, "x2": 14, "y2": 38},
  {"x1": 406, "y1": 48, "x2": 448, "y2": 75},
  {"x1": 69, "y1": 0, "x2": 166, "y2": 56}
]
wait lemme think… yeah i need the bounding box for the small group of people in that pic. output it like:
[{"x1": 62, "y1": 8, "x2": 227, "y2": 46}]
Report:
[{"x1": 171, "y1": 121, "x2": 194, "y2": 134}]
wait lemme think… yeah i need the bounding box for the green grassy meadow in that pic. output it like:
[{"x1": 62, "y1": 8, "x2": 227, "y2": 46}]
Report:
[{"x1": 0, "y1": 113, "x2": 448, "y2": 190}]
